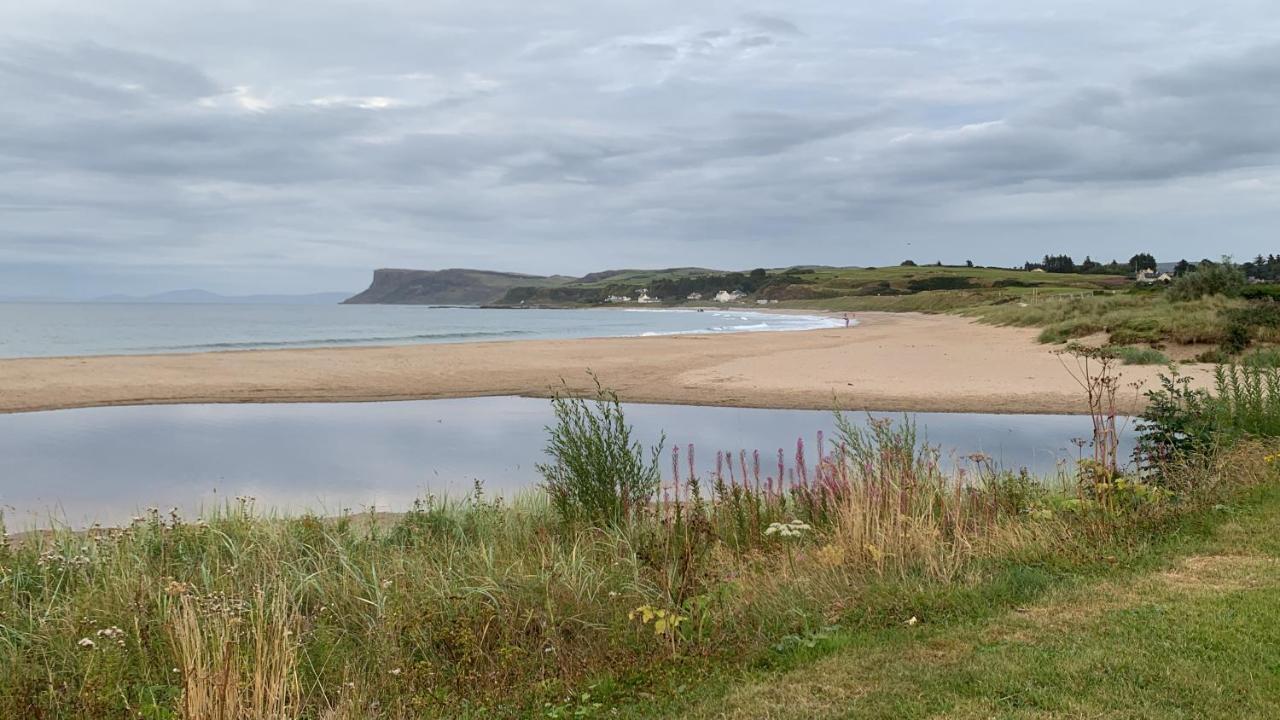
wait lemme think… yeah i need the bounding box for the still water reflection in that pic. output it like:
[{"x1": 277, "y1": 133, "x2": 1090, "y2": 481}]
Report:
[{"x1": 0, "y1": 398, "x2": 1134, "y2": 528}]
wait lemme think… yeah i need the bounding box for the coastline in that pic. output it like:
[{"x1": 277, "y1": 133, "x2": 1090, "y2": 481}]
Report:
[{"x1": 0, "y1": 311, "x2": 1212, "y2": 416}]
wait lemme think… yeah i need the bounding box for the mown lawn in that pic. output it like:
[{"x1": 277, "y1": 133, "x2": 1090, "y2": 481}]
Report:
[{"x1": 621, "y1": 484, "x2": 1280, "y2": 719}]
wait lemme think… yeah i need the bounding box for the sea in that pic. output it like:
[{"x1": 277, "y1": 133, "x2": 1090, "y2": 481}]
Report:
[{"x1": 0, "y1": 303, "x2": 843, "y2": 359}]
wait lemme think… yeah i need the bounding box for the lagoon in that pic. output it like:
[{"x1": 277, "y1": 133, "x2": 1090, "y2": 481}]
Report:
[{"x1": 0, "y1": 398, "x2": 1136, "y2": 528}]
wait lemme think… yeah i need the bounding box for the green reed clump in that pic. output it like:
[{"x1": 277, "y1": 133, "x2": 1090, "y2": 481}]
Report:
[
  {"x1": 1110, "y1": 345, "x2": 1170, "y2": 365},
  {"x1": 537, "y1": 376, "x2": 663, "y2": 525},
  {"x1": 1214, "y1": 363, "x2": 1280, "y2": 437}
]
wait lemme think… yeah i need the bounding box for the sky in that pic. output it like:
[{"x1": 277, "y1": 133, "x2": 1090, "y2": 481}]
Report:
[{"x1": 2, "y1": 1, "x2": 1279, "y2": 297}]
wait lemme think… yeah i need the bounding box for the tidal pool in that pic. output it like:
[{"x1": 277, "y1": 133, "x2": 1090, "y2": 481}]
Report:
[{"x1": 0, "y1": 397, "x2": 1135, "y2": 528}]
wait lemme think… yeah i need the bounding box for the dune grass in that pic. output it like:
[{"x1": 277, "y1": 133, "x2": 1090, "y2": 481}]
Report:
[
  {"x1": 1110, "y1": 345, "x2": 1171, "y2": 365},
  {"x1": 960, "y1": 292, "x2": 1239, "y2": 346}
]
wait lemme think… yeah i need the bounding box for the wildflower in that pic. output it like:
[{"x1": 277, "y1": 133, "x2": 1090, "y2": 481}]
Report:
[
  {"x1": 389, "y1": 668, "x2": 402, "y2": 676},
  {"x1": 77, "y1": 638, "x2": 95, "y2": 649},
  {"x1": 905, "y1": 616, "x2": 919, "y2": 627},
  {"x1": 764, "y1": 520, "x2": 812, "y2": 538}
]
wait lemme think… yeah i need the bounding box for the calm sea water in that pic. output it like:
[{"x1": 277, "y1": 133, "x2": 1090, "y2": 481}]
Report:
[
  {"x1": 0, "y1": 303, "x2": 842, "y2": 358},
  {"x1": 0, "y1": 398, "x2": 1131, "y2": 528}
]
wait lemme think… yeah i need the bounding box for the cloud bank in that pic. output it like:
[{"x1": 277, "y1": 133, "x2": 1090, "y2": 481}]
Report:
[{"x1": 2, "y1": 1, "x2": 1279, "y2": 295}]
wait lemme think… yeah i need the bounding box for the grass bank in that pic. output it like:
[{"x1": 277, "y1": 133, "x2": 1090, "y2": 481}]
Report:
[{"x1": 629, "y1": 480, "x2": 1280, "y2": 719}]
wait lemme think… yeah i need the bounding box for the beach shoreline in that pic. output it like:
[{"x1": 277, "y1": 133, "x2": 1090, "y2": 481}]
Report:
[{"x1": 0, "y1": 312, "x2": 1211, "y2": 416}]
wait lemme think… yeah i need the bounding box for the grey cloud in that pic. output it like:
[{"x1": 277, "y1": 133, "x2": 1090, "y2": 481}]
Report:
[
  {"x1": 2, "y1": 2, "x2": 1280, "y2": 296},
  {"x1": 742, "y1": 14, "x2": 802, "y2": 37}
]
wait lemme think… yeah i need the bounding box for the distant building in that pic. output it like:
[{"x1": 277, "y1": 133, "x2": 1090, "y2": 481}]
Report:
[
  {"x1": 756, "y1": 299, "x2": 769, "y2": 305},
  {"x1": 714, "y1": 290, "x2": 746, "y2": 303},
  {"x1": 1135, "y1": 270, "x2": 1173, "y2": 284},
  {"x1": 686, "y1": 292, "x2": 703, "y2": 301},
  {"x1": 637, "y1": 289, "x2": 660, "y2": 304},
  {"x1": 605, "y1": 295, "x2": 631, "y2": 303}
]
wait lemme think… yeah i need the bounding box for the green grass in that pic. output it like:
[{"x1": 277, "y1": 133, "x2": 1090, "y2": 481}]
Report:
[
  {"x1": 623, "y1": 481, "x2": 1280, "y2": 719},
  {"x1": 1242, "y1": 347, "x2": 1280, "y2": 368},
  {"x1": 962, "y1": 293, "x2": 1239, "y2": 346},
  {"x1": 1111, "y1": 345, "x2": 1171, "y2": 365}
]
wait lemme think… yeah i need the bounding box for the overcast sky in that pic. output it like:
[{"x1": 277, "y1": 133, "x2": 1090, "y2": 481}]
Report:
[{"x1": 3, "y1": 1, "x2": 1279, "y2": 296}]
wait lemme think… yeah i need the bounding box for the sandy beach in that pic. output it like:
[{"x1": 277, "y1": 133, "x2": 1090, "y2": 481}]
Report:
[{"x1": 0, "y1": 312, "x2": 1211, "y2": 415}]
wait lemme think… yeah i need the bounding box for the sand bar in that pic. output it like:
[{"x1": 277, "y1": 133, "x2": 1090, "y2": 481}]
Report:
[{"x1": 0, "y1": 312, "x2": 1211, "y2": 415}]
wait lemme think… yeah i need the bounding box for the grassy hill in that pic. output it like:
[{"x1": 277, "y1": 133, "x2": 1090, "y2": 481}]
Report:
[{"x1": 345, "y1": 264, "x2": 1130, "y2": 308}]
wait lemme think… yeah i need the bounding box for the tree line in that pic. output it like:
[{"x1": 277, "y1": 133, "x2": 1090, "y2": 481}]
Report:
[{"x1": 1022, "y1": 253, "x2": 1157, "y2": 274}]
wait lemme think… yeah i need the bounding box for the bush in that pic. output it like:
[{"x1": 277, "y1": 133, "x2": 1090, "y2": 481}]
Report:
[
  {"x1": 1136, "y1": 363, "x2": 1280, "y2": 476},
  {"x1": 1110, "y1": 346, "x2": 1170, "y2": 365},
  {"x1": 537, "y1": 378, "x2": 663, "y2": 525},
  {"x1": 1168, "y1": 259, "x2": 1246, "y2": 301},
  {"x1": 1241, "y1": 284, "x2": 1280, "y2": 300},
  {"x1": 1221, "y1": 319, "x2": 1253, "y2": 354},
  {"x1": 1134, "y1": 369, "x2": 1218, "y2": 476},
  {"x1": 905, "y1": 276, "x2": 976, "y2": 293}
]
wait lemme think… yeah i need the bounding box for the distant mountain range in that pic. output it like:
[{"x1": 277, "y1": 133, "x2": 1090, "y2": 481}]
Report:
[{"x1": 92, "y1": 290, "x2": 352, "y2": 305}]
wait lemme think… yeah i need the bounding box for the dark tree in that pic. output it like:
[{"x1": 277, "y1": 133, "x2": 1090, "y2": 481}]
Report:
[
  {"x1": 965, "y1": 259, "x2": 974, "y2": 268},
  {"x1": 900, "y1": 260, "x2": 917, "y2": 267},
  {"x1": 1129, "y1": 253, "x2": 1157, "y2": 272},
  {"x1": 1174, "y1": 259, "x2": 1192, "y2": 277},
  {"x1": 1041, "y1": 254, "x2": 1077, "y2": 273}
]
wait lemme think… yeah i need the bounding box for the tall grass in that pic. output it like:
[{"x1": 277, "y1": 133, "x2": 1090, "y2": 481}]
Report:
[
  {"x1": 1213, "y1": 364, "x2": 1280, "y2": 437},
  {"x1": 2, "y1": 402, "x2": 1270, "y2": 717},
  {"x1": 964, "y1": 293, "x2": 1239, "y2": 345}
]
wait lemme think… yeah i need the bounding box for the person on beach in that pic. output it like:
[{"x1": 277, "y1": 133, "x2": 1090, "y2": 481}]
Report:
[{"x1": 844, "y1": 313, "x2": 850, "y2": 328}]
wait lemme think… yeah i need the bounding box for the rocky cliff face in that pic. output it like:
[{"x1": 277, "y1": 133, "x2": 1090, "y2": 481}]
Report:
[{"x1": 342, "y1": 268, "x2": 557, "y2": 305}]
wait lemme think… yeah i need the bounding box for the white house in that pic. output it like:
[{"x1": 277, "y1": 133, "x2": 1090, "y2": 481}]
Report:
[
  {"x1": 714, "y1": 289, "x2": 746, "y2": 303},
  {"x1": 756, "y1": 299, "x2": 769, "y2": 305},
  {"x1": 1136, "y1": 269, "x2": 1173, "y2": 284},
  {"x1": 686, "y1": 292, "x2": 703, "y2": 301},
  {"x1": 637, "y1": 289, "x2": 660, "y2": 304},
  {"x1": 605, "y1": 294, "x2": 631, "y2": 303}
]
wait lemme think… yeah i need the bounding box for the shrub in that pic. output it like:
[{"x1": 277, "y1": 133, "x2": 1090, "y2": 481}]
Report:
[
  {"x1": 1220, "y1": 317, "x2": 1253, "y2": 354},
  {"x1": 537, "y1": 377, "x2": 663, "y2": 525},
  {"x1": 1241, "y1": 284, "x2": 1280, "y2": 300},
  {"x1": 1110, "y1": 346, "x2": 1170, "y2": 365},
  {"x1": 1134, "y1": 369, "x2": 1218, "y2": 476},
  {"x1": 1168, "y1": 258, "x2": 1246, "y2": 301},
  {"x1": 905, "y1": 276, "x2": 975, "y2": 293},
  {"x1": 1136, "y1": 363, "x2": 1280, "y2": 476}
]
